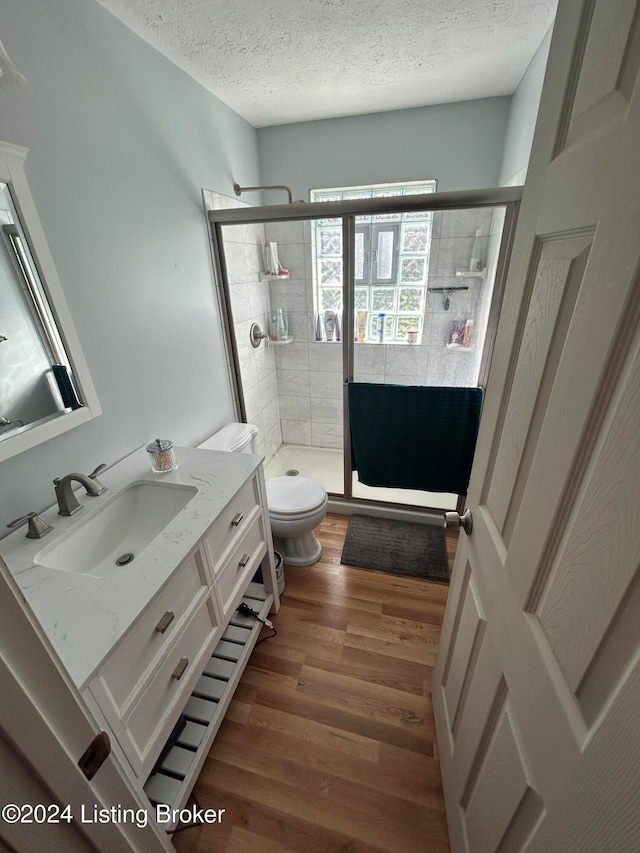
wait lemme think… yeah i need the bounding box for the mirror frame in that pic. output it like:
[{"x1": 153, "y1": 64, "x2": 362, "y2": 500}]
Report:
[{"x1": 0, "y1": 141, "x2": 101, "y2": 462}]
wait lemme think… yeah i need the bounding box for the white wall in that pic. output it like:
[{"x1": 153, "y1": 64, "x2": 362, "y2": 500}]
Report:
[
  {"x1": 0, "y1": 0, "x2": 261, "y2": 531},
  {"x1": 257, "y1": 97, "x2": 511, "y2": 201},
  {"x1": 499, "y1": 28, "x2": 554, "y2": 186}
]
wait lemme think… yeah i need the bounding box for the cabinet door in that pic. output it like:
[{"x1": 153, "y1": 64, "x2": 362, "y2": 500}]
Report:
[
  {"x1": 118, "y1": 597, "x2": 221, "y2": 778},
  {"x1": 214, "y1": 513, "x2": 268, "y2": 621}
]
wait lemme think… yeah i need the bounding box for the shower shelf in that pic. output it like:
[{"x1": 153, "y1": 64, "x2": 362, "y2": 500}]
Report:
[
  {"x1": 455, "y1": 268, "x2": 487, "y2": 279},
  {"x1": 270, "y1": 336, "x2": 293, "y2": 345},
  {"x1": 259, "y1": 272, "x2": 290, "y2": 281}
]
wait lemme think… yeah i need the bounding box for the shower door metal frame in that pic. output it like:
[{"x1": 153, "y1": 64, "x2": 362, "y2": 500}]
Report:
[{"x1": 208, "y1": 186, "x2": 522, "y2": 513}]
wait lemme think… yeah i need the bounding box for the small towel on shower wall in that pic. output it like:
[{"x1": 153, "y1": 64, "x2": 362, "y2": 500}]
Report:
[{"x1": 348, "y1": 383, "x2": 483, "y2": 495}]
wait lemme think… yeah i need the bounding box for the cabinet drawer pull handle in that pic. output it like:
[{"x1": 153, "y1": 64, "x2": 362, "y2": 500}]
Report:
[
  {"x1": 239, "y1": 553, "x2": 251, "y2": 567},
  {"x1": 231, "y1": 513, "x2": 244, "y2": 527},
  {"x1": 171, "y1": 658, "x2": 189, "y2": 680},
  {"x1": 155, "y1": 611, "x2": 175, "y2": 634}
]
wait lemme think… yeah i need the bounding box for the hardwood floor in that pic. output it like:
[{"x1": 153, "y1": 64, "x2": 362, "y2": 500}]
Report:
[{"x1": 173, "y1": 514, "x2": 456, "y2": 852}]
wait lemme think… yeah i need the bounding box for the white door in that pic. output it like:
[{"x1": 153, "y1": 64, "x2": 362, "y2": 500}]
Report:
[{"x1": 432, "y1": 1, "x2": 640, "y2": 850}]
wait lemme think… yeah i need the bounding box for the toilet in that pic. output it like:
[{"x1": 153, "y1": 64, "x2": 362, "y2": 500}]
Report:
[{"x1": 198, "y1": 423, "x2": 328, "y2": 566}]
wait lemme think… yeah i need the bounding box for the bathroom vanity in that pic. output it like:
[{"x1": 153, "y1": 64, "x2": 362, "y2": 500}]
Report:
[{"x1": 1, "y1": 446, "x2": 279, "y2": 829}]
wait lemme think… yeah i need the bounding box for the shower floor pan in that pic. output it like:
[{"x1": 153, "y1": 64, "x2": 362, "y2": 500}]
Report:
[{"x1": 264, "y1": 443, "x2": 457, "y2": 511}]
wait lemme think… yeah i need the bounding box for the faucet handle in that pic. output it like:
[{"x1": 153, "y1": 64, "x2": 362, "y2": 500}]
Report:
[
  {"x1": 7, "y1": 512, "x2": 53, "y2": 539},
  {"x1": 88, "y1": 463, "x2": 107, "y2": 494}
]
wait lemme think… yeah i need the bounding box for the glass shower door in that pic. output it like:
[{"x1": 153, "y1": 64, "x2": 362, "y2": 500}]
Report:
[{"x1": 348, "y1": 204, "x2": 509, "y2": 511}]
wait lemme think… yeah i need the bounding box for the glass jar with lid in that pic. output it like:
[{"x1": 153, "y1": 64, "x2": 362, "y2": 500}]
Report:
[{"x1": 146, "y1": 438, "x2": 177, "y2": 473}]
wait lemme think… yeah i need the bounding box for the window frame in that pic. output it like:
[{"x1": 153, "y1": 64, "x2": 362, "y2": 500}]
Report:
[{"x1": 312, "y1": 180, "x2": 436, "y2": 343}]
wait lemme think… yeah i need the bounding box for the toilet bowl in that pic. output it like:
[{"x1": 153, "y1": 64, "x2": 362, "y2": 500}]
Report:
[
  {"x1": 197, "y1": 423, "x2": 328, "y2": 566},
  {"x1": 266, "y1": 476, "x2": 328, "y2": 566}
]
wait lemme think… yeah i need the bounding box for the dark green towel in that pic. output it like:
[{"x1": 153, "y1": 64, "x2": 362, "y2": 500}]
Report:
[{"x1": 349, "y1": 383, "x2": 483, "y2": 495}]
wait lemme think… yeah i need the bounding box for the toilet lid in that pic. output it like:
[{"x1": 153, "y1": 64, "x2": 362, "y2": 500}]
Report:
[{"x1": 266, "y1": 476, "x2": 326, "y2": 513}]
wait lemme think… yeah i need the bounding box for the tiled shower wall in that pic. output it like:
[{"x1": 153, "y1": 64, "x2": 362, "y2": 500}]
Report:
[
  {"x1": 205, "y1": 191, "x2": 282, "y2": 464},
  {"x1": 265, "y1": 222, "x2": 344, "y2": 449},
  {"x1": 264, "y1": 207, "x2": 503, "y2": 450}
]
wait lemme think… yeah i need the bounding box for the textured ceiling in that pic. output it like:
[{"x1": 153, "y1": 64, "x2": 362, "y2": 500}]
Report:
[{"x1": 97, "y1": 0, "x2": 557, "y2": 128}]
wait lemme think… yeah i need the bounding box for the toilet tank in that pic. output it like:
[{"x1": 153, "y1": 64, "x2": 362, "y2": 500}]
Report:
[{"x1": 198, "y1": 422, "x2": 259, "y2": 453}]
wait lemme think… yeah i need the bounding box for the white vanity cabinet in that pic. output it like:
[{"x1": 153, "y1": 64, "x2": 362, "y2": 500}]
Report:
[
  {"x1": 2, "y1": 446, "x2": 278, "y2": 831},
  {"x1": 86, "y1": 547, "x2": 222, "y2": 779},
  {"x1": 86, "y1": 467, "x2": 273, "y2": 782}
]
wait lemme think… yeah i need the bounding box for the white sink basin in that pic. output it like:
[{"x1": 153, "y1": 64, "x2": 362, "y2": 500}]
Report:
[{"x1": 35, "y1": 481, "x2": 198, "y2": 578}]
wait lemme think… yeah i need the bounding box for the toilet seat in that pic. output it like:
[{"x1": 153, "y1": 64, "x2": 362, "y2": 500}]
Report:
[{"x1": 266, "y1": 476, "x2": 326, "y2": 516}]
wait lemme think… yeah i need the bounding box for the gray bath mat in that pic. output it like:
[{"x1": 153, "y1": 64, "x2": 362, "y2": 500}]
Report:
[{"x1": 341, "y1": 514, "x2": 449, "y2": 583}]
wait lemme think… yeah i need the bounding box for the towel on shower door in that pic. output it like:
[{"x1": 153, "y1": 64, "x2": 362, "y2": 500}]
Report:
[{"x1": 348, "y1": 383, "x2": 483, "y2": 495}]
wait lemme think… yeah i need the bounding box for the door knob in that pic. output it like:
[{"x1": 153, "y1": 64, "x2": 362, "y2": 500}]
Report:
[{"x1": 444, "y1": 509, "x2": 473, "y2": 536}]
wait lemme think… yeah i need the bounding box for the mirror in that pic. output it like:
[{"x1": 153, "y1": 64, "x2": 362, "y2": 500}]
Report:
[{"x1": 0, "y1": 142, "x2": 100, "y2": 462}]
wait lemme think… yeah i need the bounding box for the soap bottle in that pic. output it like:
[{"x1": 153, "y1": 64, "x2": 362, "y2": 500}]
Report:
[
  {"x1": 463, "y1": 319, "x2": 474, "y2": 347},
  {"x1": 376, "y1": 313, "x2": 385, "y2": 343},
  {"x1": 276, "y1": 309, "x2": 287, "y2": 341}
]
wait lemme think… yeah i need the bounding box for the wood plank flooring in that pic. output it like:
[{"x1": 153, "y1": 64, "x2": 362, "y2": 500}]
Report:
[{"x1": 173, "y1": 513, "x2": 455, "y2": 853}]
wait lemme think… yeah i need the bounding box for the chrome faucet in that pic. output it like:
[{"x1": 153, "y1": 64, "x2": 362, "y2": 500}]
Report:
[{"x1": 53, "y1": 464, "x2": 108, "y2": 516}]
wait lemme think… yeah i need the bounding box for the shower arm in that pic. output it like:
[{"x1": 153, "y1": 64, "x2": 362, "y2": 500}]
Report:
[{"x1": 234, "y1": 183, "x2": 294, "y2": 204}]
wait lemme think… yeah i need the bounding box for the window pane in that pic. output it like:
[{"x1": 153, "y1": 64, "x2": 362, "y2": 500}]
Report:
[
  {"x1": 402, "y1": 225, "x2": 429, "y2": 253},
  {"x1": 400, "y1": 257, "x2": 426, "y2": 283},
  {"x1": 355, "y1": 287, "x2": 368, "y2": 310},
  {"x1": 396, "y1": 316, "x2": 421, "y2": 339},
  {"x1": 376, "y1": 229, "x2": 395, "y2": 279},
  {"x1": 368, "y1": 314, "x2": 394, "y2": 340},
  {"x1": 320, "y1": 259, "x2": 342, "y2": 284},
  {"x1": 320, "y1": 227, "x2": 342, "y2": 256},
  {"x1": 355, "y1": 231, "x2": 365, "y2": 279},
  {"x1": 371, "y1": 288, "x2": 396, "y2": 312},
  {"x1": 321, "y1": 288, "x2": 342, "y2": 310},
  {"x1": 398, "y1": 287, "x2": 424, "y2": 312}
]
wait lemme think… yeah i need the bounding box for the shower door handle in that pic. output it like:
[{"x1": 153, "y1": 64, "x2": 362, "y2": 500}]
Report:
[{"x1": 444, "y1": 509, "x2": 473, "y2": 536}]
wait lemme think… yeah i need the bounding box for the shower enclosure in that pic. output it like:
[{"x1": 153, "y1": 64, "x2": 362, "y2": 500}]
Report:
[{"x1": 206, "y1": 186, "x2": 521, "y2": 517}]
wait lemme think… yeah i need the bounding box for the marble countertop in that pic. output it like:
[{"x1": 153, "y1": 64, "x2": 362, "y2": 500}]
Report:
[{"x1": 0, "y1": 446, "x2": 261, "y2": 688}]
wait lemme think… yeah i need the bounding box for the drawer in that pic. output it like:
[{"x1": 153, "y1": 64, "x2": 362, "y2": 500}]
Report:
[
  {"x1": 99, "y1": 549, "x2": 209, "y2": 714},
  {"x1": 123, "y1": 598, "x2": 219, "y2": 772},
  {"x1": 216, "y1": 514, "x2": 267, "y2": 619},
  {"x1": 203, "y1": 475, "x2": 261, "y2": 575}
]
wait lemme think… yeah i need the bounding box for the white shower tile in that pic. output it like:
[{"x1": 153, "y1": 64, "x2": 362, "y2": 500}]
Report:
[
  {"x1": 309, "y1": 371, "x2": 343, "y2": 399},
  {"x1": 229, "y1": 282, "x2": 251, "y2": 323},
  {"x1": 308, "y1": 342, "x2": 343, "y2": 372},
  {"x1": 354, "y1": 343, "x2": 385, "y2": 375},
  {"x1": 437, "y1": 208, "x2": 492, "y2": 239},
  {"x1": 248, "y1": 281, "x2": 269, "y2": 318},
  {"x1": 239, "y1": 355, "x2": 259, "y2": 391},
  {"x1": 234, "y1": 319, "x2": 254, "y2": 361},
  {"x1": 281, "y1": 420, "x2": 312, "y2": 445},
  {"x1": 255, "y1": 346, "x2": 275, "y2": 384},
  {"x1": 223, "y1": 240, "x2": 247, "y2": 283},
  {"x1": 384, "y1": 343, "x2": 427, "y2": 377},
  {"x1": 436, "y1": 236, "x2": 476, "y2": 276},
  {"x1": 277, "y1": 369, "x2": 310, "y2": 398},
  {"x1": 244, "y1": 242, "x2": 263, "y2": 277},
  {"x1": 258, "y1": 372, "x2": 278, "y2": 410},
  {"x1": 243, "y1": 383, "x2": 262, "y2": 423},
  {"x1": 278, "y1": 244, "x2": 306, "y2": 276},
  {"x1": 353, "y1": 373, "x2": 384, "y2": 384},
  {"x1": 274, "y1": 342, "x2": 309, "y2": 371},
  {"x1": 264, "y1": 221, "x2": 306, "y2": 244},
  {"x1": 285, "y1": 311, "x2": 314, "y2": 342},
  {"x1": 311, "y1": 397, "x2": 343, "y2": 424},
  {"x1": 311, "y1": 423, "x2": 343, "y2": 449},
  {"x1": 262, "y1": 399, "x2": 280, "y2": 433},
  {"x1": 384, "y1": 374, "x2": 424, "y2": 386},
  {"x1": 279, "y1": 395, "x2": 311, "y2": 422}
]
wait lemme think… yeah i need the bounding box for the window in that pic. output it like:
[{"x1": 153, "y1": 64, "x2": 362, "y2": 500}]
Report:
[{"x1": 311, "y1": 181, "x2": 436, "y2": 342}]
